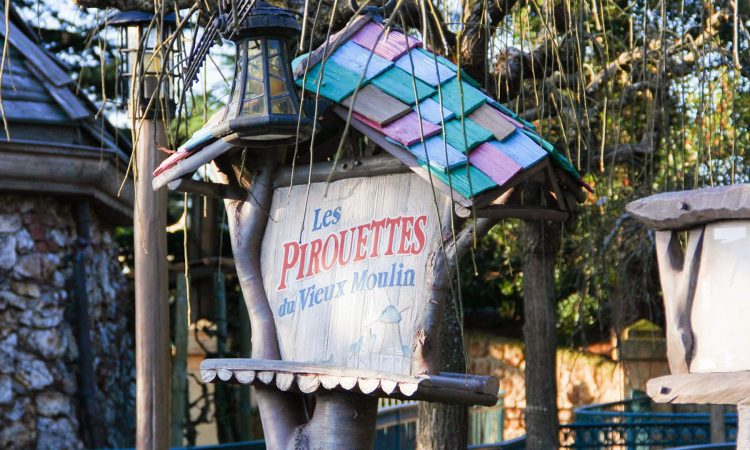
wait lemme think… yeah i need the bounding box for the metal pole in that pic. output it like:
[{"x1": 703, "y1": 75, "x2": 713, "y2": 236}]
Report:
[{"x1": 134, "y1": 117, "x2": 170, "y2": 450}]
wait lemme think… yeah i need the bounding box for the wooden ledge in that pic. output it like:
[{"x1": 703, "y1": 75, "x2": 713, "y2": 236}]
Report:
[
  {"x1": 647, "y1": 371, "x2": 750, "y2": 405},
  {"x1": 200, "y1": 358, "x2": 499, "y2": 406}
]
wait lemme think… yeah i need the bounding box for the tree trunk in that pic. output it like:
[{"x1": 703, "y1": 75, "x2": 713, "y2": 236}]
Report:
[
  {"x1": 416, "y1": 299, "x2": 469, "y2": 449},
  {"x1": 521, "y1": 190, "x2": 561, "y2": 450}
]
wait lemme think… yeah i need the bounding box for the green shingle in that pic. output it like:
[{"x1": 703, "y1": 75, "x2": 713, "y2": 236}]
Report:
[
  {"x1": 435, "y1": 77, "x2": 486, "y2": 117},
  {"x1": 371, "y1": 66, "x2": 437, "y2": 105},
  {"x1": 296, "y1": 59, "x2": 362, "y2": 103},
  {"x1": 423, "y1": 162, "x2": 497, "y2": 198},
  {"x1": 443, "y1": 118, "x2": 494, "y2": 153}
]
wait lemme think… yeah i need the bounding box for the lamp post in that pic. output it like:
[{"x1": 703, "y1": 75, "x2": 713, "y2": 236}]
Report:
[{"x1": 108, "y1": 11, "x2": 176, "y2": 449}]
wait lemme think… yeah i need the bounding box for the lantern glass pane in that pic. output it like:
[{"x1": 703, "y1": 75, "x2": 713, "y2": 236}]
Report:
[{"x1": 271, "y1": 95, "x2": 294, "y2": 114}]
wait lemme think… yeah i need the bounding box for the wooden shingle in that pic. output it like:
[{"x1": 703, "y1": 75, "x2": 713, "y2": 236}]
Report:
[
  {"x1": 435, "y1": 78, "x2": 487, "y2": 117},
  {"x1": 468, "y1": 103, "x2": 516, "y2": 141},
  {"x1": 341, "y1": 84, "x2": 412, "y2": 126},
  {"x1": 408, "y1": 135, "x2": 467, "y2": 171},
  {"x1": 487, "y1": 133, "x2": 546, "y2": 168},
  {"x1": 443, "y1": 118, "x2": 494, "y2": 153},
  {"x1": 328, "y1": 41, "x2": 393, "y2": 81},
  {"x1": 351, "y1": 21, "x2": 420, "y2": 61},
  {"x1": 424, "y1": 163, "x2": 497, "y2": 198},
  {"x1": 357, "y1": 111, "x2": 440, "y2": 147},
  {"x1": 468, "y1": 142, "x2": 523, "y2": 186},
  {"x1": 298, "y1": 59, "x2": 362, "y2": 103},
  {"x1": 394, "y1": 48, "x2": 455, "y2": 86},
  {"x1": 414, "y1": 98, "x2": 454, "y2": 124},
  {"x1": 371, "y1": 67, "x2": 437, "y2": 105}
]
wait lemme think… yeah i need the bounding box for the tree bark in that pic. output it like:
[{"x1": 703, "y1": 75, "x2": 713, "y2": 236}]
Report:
[{"x1": 521, "y1": 185, "x2": 561, "y2": 450}]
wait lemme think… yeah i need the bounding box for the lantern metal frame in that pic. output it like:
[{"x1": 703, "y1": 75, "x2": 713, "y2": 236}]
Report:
[
  {"x1": 108, "y1": 10, "x2": 178, "y2": 118},
  {"x1": 212, "y1": 1, "x2": 316, "y2": 147}
]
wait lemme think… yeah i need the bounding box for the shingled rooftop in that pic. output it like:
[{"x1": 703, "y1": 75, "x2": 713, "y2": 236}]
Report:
[{"x1": 154, "y1": 14, "x2": 585, "y2": 210}]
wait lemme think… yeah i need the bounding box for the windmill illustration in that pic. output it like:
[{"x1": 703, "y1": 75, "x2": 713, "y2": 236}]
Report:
[{"x1": 349, "y1": 291, "x2": 411, "y2": 372}]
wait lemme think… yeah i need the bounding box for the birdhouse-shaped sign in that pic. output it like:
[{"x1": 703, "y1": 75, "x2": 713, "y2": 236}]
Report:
[{"x1": 154, "y1": 10, "x2": 585, "y2": 445}]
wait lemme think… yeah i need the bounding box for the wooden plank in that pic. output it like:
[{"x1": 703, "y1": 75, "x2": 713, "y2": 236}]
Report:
[
  {"x1": 627, "y1": 184, "x2": 750, "y2": 230},
  {"x1": 340, "y1": 84, "x2": 411, "y2": 126},
  {"x1": 298, "y1": 59, "x2": 363, "y2": 103},
  {"x1": 0, "y1": 98, "x2": 69, "y2": 123},
  {"x1": 167, "y1": 178, "x2": 244, "y2": 201},
  {"x1": 443, "y1": 118, "x2": 494, "y2": 153},
  {"x1": 468, "y1": 103, "x2": 516, "y2": 141},
  {"x1": 394, "y1": 48, "x2": 456, "y2": 87},
  {"x1": 351, "y1": 21, "x2": 420, "y2": 61},
  {"x1": 152, "y1": 139, "x2": 236, "y2": 189},
  {"x1": 487, "y1": 133, "x2": 547, "y2": 168},
  {"x1": 333, "y1": 106, "x2": 474, "y2": 208},
  {"x1": 414, "y1": 97, "x2": 454, "y2": 124},
  {"x1": 371, "y1": 66, "x2": 436, "y2": 105},
  {"x1": 408, "y1": 135, "x2": 467, "y2": 171},
  {"x1": 273, "y1": 154, "x2": 410, "y2": 187},
  {"x1": 329, "y1": 41, "x2": 393, "y2": 81},
  {"x1": 43, "y1": 81, "x2": 90, "y2": 121},
  {"x1": 435, "y1": 78, "x2": 487, "y2": 117},
  {"x1": 468, "y1": 141, "x2": 523, "y2": 186},
  {"x1": 647, "y1": 372, "x2": 750, "y2": 405},
  {"x1": 357, "y1": 110, "x2": 440, "y2": 147}
]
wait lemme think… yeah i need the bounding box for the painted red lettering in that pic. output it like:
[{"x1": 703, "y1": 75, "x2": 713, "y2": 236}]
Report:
[{"x1": 278, "y1": 241, "x2": 299, "y2": 291}]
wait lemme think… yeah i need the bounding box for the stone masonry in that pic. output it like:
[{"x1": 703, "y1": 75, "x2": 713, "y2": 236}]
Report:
[{"x1": 0, "y1": 195, "x2": 135, "y2": 449}]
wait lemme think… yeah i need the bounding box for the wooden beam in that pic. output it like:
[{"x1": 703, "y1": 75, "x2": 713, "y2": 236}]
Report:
[
  {"x1": 647, "y1": 371, "x2": 750, "y2": 405},
  {"x1": 273, "y1": 154, "x2": 409, "y2": 188},
  {"x1": 167, "y1": 177, "x2": 244, "y2": 201},
  {"x1": 152, "y1": 139, "x2": 236, "y2": 190},
  {"x1": 627, "y1": 184, "x2": 750, "y2": 230},
  {"x1": 200, "y1": 358, "x2": 499, "y2": 407}
]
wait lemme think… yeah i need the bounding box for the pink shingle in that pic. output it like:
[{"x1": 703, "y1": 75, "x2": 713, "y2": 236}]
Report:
[
  {"x1": 356, "y1": 111, "x2": 440, "y2": 147},
  {"x1": 351, "y1": 22, "x2": 420, "y2": 61},
  {"x1": 468, "y1": 142, "x2": 523, "y2": 186}
]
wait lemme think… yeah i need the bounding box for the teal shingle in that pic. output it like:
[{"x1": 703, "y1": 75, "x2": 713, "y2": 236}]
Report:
[
  {"x1": 521, "y1": 129, "x2": 580, "y2": 177},
  {"x1": 371, "y1": 66, "x2": 437, "y2": 105},
  {"x1": 443, "y1": 118, "x2": 494, "y2": 153},
  {"x1": 296, "y1": 59, "x2": 362, "y2": 103},
  {"x1": 434, "y1": 77, "x2": 486, "y2": 117},
  {"x1": 422, "y1": 162, "x2": 497, "y2": 198}
]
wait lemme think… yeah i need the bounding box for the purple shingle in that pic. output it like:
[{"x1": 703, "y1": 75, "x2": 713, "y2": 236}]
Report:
[
  {"x1": 351, "y1": 22, "x2": 420, "y2": 61},
  {"x1": 468, "y1": 142, "x2": 523, "y2": 186}
]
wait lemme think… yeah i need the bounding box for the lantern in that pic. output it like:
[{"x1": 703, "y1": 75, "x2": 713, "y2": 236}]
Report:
[
  {"x1": 108, "y1": 11, "x2": 177, "y2": 117},
  {"x1": 213, "y1": 1, "x2": 316, "y2": 146}
]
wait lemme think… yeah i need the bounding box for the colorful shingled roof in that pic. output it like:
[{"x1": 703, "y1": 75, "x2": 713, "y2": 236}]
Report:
[
  {"x1": 292, "y1": 16, "x2": 581, "y2": 201},
  {"x1": 154, "y1": 14, "x2": 586, "y2": 205}
]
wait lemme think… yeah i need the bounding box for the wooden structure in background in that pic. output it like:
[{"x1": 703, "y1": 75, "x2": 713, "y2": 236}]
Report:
[{"x1": 628, "y1": 184, "x2": 750, "y2": 448}]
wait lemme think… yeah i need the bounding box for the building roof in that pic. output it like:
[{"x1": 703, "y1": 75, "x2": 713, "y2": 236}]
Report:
[
  {"x1": 154, "y1": 14, "x2": 587, "y2": 214},
  {"x1": 0, "y1": 4, "x2": 133, "y2": 223},
  {"x1": 292, "y1": 15, "x2": 583, "y2": 203}
]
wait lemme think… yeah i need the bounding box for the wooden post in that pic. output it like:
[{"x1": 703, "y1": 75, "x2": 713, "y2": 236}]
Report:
[
  {"x1": 171, "y1": 275, "x2": 188, "y2": 447},
  {"x1": 238, "y1": 299, "x2": 253, "y2": 441},
  {"x1": 710, "y1": 405, "x2": 727, "y2": 443},
  {"x1": 738, "y1": 405, "x2": 750, "y2": 449},
  {"x1": 134, "y1": 118, "x2": 170, "y2": 450},
  {"x1": 213, "y1": 271, "x2": 233, "y2": 442},
  {"x1": 521, "y1": 184, "x2": 561, "y2": 450}
]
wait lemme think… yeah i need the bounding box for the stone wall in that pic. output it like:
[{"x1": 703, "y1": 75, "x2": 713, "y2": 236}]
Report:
[
  {"x1": 467, "y1": 332, "x2": 626, "y2": 439},
  {"x1": 0, "y1": 195, "x2": 135, "y2": 449}
]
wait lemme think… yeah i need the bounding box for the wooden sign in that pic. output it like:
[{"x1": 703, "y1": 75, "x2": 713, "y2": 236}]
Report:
[{"x1": 261, "y1": 173, "x2": 449, "y2": 375}]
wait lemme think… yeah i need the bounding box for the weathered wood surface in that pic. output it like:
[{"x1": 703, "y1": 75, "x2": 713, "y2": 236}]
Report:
[
  {"x1": 647, "y1": 372, "x2": 750, "y2": 405},
  {"x1": 152, "y1": 139, "x2": 235, "y2": 189},
  {"x1": 351, "y1": 21, "x2": 420, "y2": 61},
  {"x1": 134, "y1": 119, "x2": 170, "y2": 450},
  {"x1": 627, "y1": 184, "x2": 750, "y2": 230},
  {"x1": 739, "y1": 405, "x2": 750, "y2": 450},
  {"x1": 359, "y1": 110, "x2": 441, "y2": 146},
  {"x1": 329, "y1": 41, "x2": 393, "y2": 81},
  {"x1": 689, "y1": 221, "x2": 750, "y2": 373},
  {"x1": 394, "y1": 48, "x2": 456, "y2": 87},
  {"x1": 200, "y1": 359, "x2": 499, "y2": 406},
  {"x1": 273, "y1": 154, "x2": 410, "y2": 187},
  {"x1": 654, "y1": 229, "x2": 703, "y2": 374},
  {"x1": 340, "y1": 84, "x2": 411, "y2": 126},
  {"x1": 468, "y1": 103, "x2": 516, "y2": 141},
  {"x1": 167, "y1": 178, "x2": 244, "y2": 201},
  {"x1": 261, "y1": 173, "x2": 449, "y2": 376},
  {"x1": 293, "y1": 14, "x2": 371, "y2": 78}
]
